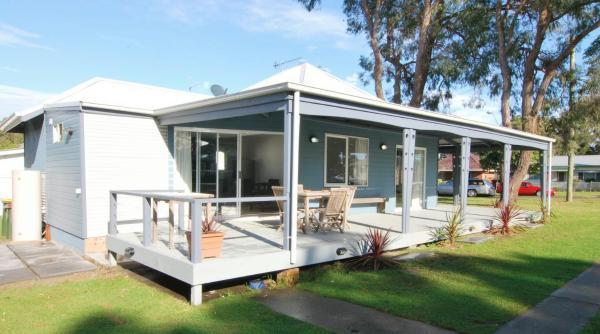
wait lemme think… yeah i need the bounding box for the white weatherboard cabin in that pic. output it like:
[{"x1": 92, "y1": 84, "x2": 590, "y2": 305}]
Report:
[{"x1": 1, "y1": 63, "x2": 554, "y2": 304}]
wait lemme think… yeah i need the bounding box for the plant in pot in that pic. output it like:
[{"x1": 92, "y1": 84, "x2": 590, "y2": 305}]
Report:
[{"x1": 185, "y1": 209, "x2": 225, "y2": 259}]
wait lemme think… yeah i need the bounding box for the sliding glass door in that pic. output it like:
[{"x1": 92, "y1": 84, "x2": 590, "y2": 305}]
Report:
[{"x1": 175, "y1": 129, "x2": 284, "y2": 217}]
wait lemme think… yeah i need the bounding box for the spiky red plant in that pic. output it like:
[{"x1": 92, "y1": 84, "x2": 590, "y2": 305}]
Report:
[
  {"x1": 352, "y1": 228, "x2": 398, "y2": 271},
  {"x1": 201, "y1": 209, "x2": 220, "y2": 233},
  {"x1": 495, "y1": 203, "x2": 523, "y2": 235}
]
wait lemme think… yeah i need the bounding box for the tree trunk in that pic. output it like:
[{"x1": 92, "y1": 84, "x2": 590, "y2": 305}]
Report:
[
  {"x1": 361, "y1": 0, "x2": 385, "y2": 100},
  {"x1": 566, "y1": 42, "x2": 576, "y2": 202},
  {"x1": 567, "y1": 151, "x2": 575, "y2": 201},
  {"x1": 495, "y1": 0, "x2": 512, "y2": 127},
  {"x1": 408, "y1": 0, "x2": 439, "y2": 108}
]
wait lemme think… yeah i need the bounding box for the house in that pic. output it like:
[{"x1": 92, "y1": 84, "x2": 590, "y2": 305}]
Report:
[
  {"x1": 0, "y1": 63, "x2": 554, "y2": 304},
  {"x1": 438, "y1": 153, "x2": 497, "y2": 181},
  {"x1": 0, "y1": 148, "x2": 24, "y2": 211},
  {"x1": 552, "y1": 155, "x2": 600, "y2": 182}
]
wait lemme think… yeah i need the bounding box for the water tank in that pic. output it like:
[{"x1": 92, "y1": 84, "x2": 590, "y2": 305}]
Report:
[{"x1": 11, "y1": 170, "x2": 42, "y2": 241}]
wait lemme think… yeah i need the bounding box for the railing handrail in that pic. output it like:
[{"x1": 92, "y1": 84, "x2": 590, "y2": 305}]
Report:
[{"x1": 109, "y1": 189, "x2": 287, "y2": 203}]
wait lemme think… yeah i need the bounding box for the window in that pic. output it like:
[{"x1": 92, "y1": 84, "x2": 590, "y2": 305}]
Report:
[
  {"x1": 52, "y1": 122, "x2": 64, "y2": 144},
  {"x1": 325, "y1": 134, "x2": 369, "y2": 186}
]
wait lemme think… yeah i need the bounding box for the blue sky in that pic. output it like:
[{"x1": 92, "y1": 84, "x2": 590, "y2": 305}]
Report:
[{"x1": 0, "y1": 1, "x2": 596, "y2": 124}]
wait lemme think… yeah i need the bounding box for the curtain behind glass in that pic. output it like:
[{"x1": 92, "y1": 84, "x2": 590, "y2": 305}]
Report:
[
  {"x1": 349, "y1": 137, "x2": 369, "y2": 186},
  {"x1": 175, "y1": 131, "x2": 192, "y2": 192}
]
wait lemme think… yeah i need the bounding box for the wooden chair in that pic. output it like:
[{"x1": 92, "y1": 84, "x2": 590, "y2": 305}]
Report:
[
  {"x1": 309, "y1": 187, "x2": 348, "y2": 233},
  {"x1": 272, "y1": 186, "x2": 306, "y2": 234},
  {"x1": 340, "y1": 186, "x2": 356, "y2": 231}
]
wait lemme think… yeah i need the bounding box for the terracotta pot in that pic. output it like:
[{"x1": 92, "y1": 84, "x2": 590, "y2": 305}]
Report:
[{"x1": 185, "y1": 231, "x2": 225, "y2": 259}]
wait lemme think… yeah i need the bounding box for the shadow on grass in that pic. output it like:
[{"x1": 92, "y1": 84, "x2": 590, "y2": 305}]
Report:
[{"x1": 300, "y1": 252, "x2": 594, "y2": 334}]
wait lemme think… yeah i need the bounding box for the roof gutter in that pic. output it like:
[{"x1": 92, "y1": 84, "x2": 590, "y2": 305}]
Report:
[{"x1": 157, "y1": 82, "x2": 555, "y2": 144}]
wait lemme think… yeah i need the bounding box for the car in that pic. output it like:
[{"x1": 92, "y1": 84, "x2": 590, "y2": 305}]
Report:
[
  {"x1": 495, "y1": 181, "x2": 556, "y2": 196},
  {"x1": 437, "y1": 179, "x2": 496, "y2": 197}
]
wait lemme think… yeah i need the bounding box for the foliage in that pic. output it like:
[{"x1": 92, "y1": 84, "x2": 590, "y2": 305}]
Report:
[
  {"x1": 479, "y1": 149, "x2": 540, "y2": 176},
  {"x1": 537, "y1": 198, "x2": 554, "y2": 225},
  {"x1": 0, "y1": 130, "x2": 23, "y2": 150},
  {"x1": 202, "y1": 211, "x2": 220, "y2": 233},
  {"x1": 430, "y1": 206, "x2": 464, "y2": 246},
  {"x1": 351, "y1": 228, "x2": 398, "y2": 271},
  {"x1": 0, "y1": 273, "x2": 324, "y2": 334},
  {"x1": 300, "y1": 192, "x2": 600, "y2": 334},
  {"x1": 490, "y1": 203, "x2": 524, "y2": 235}
]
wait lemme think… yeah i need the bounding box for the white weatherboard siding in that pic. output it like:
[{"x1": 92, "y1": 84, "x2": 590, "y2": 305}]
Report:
[
  {"x1": 83, "y1": 112, "x2": 172, "y2": 238},
  {"x1": 45, "y1": 109, "x2": 83, "y2": 237}
]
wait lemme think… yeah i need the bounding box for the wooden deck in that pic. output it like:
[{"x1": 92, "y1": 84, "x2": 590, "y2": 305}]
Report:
[{"x1": 107, "y1": 204, "x2": 514, "y2": 286}]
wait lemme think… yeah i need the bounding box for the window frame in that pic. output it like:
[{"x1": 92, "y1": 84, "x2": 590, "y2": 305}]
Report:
[{"x1": 323, "y1": 133, "x2": 369, "y2": 187}]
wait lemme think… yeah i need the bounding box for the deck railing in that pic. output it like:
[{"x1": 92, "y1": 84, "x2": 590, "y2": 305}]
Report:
[{"x1": 108, "y1": 190, "x2": 287, "y2": 263}]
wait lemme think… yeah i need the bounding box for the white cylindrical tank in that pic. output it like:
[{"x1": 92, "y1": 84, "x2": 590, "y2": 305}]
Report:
[{"x1": 11, "y1": 170, "x2": 42, "y2": 241}]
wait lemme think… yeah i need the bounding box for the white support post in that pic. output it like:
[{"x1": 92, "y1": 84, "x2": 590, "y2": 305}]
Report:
[
  {"x1": 547, "y1": 142, "x2": 553, "y2": 213},
  {"x1": 460, "y1": 137, "x2": 471, "y2": 218},
  {"x1": 108, "y1": 192, "x2": 117, "y2": 235},
  {"x1": 178, "y1": 202, "x2": 186, "y2": 233},
  {"x1": 452, "y1": 149, "x2": 461, "y2": 205},
  {"x1": 190, "y1": 199, "x2": 203, "y2": 263},
  {"x1": 190, "y1": 284, "x2": 202, "y2": 305},
  {"x1": 541, "y1": 150, "x2": 549, "y2": 209},
  {"x1": 142, "y1": 196, "x2": 152, "y2": 246},
  {"x1": 282, "y1": 100, "x2": 292, "y2": 251},
  {"x1": 151, "y1": 198, "x2": 158, "y2": 242},
  {"x1": 289, "y1": 91, "x2": 301, "y2": 264},
  {"x1": 502, "y1": 144, "x2": 511, "y2": 207},
  {"x1": 401, "y1": 128, "x2": 416, "y2": 233}
]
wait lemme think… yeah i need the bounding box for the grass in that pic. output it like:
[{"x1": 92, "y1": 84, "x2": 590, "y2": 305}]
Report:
[
  {"x1": 300, "y1": 192, "x2": 600, "y2": 334},
  {"x1": 0, "y1": 272, "x2": 325, "y2": 334},
  {"x1": 581, "y1": 311, "x2": 600, "y2": 334}
]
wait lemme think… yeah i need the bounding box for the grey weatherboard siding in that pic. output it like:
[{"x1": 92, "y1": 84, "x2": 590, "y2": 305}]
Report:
[{"x1": 168, "y1": 111, "x2": 439, "y2": 213}]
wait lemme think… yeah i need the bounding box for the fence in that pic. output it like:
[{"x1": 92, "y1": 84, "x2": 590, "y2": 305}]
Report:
[{"x1": 551, "y1": 181, "x2": 600, "y2": 192}]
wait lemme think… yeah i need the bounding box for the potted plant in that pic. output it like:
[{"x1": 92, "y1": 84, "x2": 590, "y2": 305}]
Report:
[{"x1": 185, "y1": 210, "x2": 225, "y2": 258}]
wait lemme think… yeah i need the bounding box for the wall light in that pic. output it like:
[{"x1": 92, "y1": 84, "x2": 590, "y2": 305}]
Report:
[
  {"x1": 309, "y1": 136, "x2": 319, "y2": 143},
  {"x1": 380, "y1": 144, "x2": 388, "y2": 151}
]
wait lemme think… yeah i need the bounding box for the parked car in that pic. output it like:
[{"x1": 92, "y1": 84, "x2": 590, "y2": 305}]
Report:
[
  {"x1": 495, "y1": 181, "x2": 556, "y2": 196},
  {"x1": 437, "y1": 179, "x2": 496, "y2": 197}
]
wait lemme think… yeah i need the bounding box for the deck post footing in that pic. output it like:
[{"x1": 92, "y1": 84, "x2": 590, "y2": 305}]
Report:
[
  {"x1": 107, "y1": 251, "x2": 117, "y2": 267},
  {"x1": 190, "y1": 284, "x2": 203, "y2": 305}
]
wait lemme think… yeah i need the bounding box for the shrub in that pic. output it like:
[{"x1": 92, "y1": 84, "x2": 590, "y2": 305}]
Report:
[
  {"x1": 202, "y1": 208, "x2": 220, "y2": 233},
  {"x1": 491, "y1": 203, "x2": 524, "y2": 235},
  {"x1": 430, "y1": 207, "x2": 464, "y2": 246},
  {"x1": 351, "y1": 228, "x2": 398, "y2": 271}
]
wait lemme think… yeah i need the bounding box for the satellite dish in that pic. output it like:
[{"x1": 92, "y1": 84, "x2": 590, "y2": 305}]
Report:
[{"x1": 210, "y1": 84, "x2": 228, "y2": 96}]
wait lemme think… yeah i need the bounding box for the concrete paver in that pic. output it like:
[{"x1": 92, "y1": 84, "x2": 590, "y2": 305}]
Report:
[
  {"x1": 495, "y1": 264, "x2": 600, "y2": 334},
  {"x1": 256, "y1": 289, "x2": 455, "y2": 334}
]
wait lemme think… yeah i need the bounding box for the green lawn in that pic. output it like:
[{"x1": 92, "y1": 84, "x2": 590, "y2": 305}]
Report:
[
  {"x1": 0, "y1": 273, "x2": 325, "y2": 334},
  {"x1": 300, "y1": 192, "x2": 600, "y2": 334},
  {"x1": 581, "y1": 311, "x2": 600, "y2": 334}
]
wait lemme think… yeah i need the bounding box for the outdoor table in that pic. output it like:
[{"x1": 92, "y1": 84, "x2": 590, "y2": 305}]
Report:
[{"x1": 298, "y1": 189, "x2": 330, "y2": 229}]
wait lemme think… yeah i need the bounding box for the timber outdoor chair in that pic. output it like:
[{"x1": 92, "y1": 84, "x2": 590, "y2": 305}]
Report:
[
  {"x1": 272, "y1": 186, "x2": 307, "y2": 234},
  {"x1": 340, "y1": 186, "x2": 356, "y2": 231},
  {"x1": 309, "y1": 187, "x2": 349, "y2": 233}
]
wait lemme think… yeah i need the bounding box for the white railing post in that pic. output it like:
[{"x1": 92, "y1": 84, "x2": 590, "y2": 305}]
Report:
[
  {"x1": 547, "y1": 142, "x2": 553, "y2": 213},
  {"x1": 178, "y1": 202, "x2": 186, "y2": 233},
  {"x1": 289, "y1": 91, "x2": 300, "y2": 264},
  {"x1": 108, "y1": 192, "x2": 118, "y2": 235},
  {"x1": 142, "y1": 196, "x2": 152, "y2": 246},
  {"x1": 190, "y1": 199, "x2": 203, "y2": 263},
  {"x1": 282, "y1": 98, "x2": 292, "y2": 251}
]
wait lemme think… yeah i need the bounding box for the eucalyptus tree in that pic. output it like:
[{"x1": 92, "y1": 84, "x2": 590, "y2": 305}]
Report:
[{"x1": 491, "y1": 0, "x2": 600, "y2": 202}]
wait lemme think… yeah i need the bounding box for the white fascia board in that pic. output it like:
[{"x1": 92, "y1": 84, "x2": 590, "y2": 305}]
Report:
[
  {"x1": 157, "y1": 82, "x2": 554, "y2": 144},
  {"x1": 0, "y1": 113, "x2": 22, "y2": 132},
  {"x1": 80, "y1": 102, "x2": 155, "y2": 115}
]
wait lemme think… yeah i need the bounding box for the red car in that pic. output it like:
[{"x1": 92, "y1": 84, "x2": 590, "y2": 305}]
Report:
[{"x1": 496, "y1": 181, "x2": 556, "y2": 196}]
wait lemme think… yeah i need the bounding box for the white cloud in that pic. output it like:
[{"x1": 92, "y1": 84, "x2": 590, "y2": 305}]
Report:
[
  {"x1": 150, "y1": 0, "x2": 357, "y2": 49},
  {"x1": 346, "y1": 73, "x2": 359, "y2": 85},
  {"x1": 0, "y1": 85, "x2": 54, "y2": 118},
  {"x1": 0, "y1": 23, "x2": 53, "y2": 50},
  {"x1": 0, "y1": 66, "x2": 19, "y2": 73}
]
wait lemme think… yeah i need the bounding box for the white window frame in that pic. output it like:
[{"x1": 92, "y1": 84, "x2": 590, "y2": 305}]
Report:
[{"x1": 324, "y1": 133, "x2": 369, "y2": 187}]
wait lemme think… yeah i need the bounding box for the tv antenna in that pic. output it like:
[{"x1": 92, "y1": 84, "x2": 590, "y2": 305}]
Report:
[{"x1": 273, "y1": 57, "x2": 305, "y2": 69}]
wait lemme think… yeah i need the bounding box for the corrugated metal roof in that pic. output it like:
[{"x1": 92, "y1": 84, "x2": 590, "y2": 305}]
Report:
[
  {"x1": 552, "y1": 155, "x2": 600, "y2": 167},
  {"x1": 243, "y1": 63, "x2": 380, "y2": 101}
]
